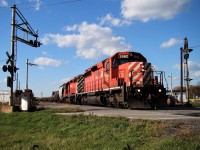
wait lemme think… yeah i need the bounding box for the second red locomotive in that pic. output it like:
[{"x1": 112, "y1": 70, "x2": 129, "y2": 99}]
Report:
[{"x1": 56, "y1": 51, "x2": 167, "y2": 109}]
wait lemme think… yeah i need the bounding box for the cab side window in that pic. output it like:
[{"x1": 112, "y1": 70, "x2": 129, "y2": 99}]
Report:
[
  {"x1": 106, "y1": 61, "x2": 110, "y2": 72},
  {"x1": 112, "y1": 59, "x2": 118, "y2": 69}
]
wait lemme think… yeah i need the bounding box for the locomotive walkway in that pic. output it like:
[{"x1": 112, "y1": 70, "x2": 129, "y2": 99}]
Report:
[{"x1": 39, "y1": 102, "x2": 200, "y2": 121}]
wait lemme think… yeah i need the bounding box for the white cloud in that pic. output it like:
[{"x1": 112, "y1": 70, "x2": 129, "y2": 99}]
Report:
[
  {"x1": 76, "y1": 48, "x2": 101, "y2": 59},
  {"x1": 173, "y1": 64, "x2": 180, "y2": 70},
  {"x1": 29, "y1": 0, "x2": 42, "y2": 11},
  {"x1": 188, "y1": 61, "x2": 200, "y2": 77},
  {"x1": 40, "y1": 35, "x2": 50, "y2": 45},
  {"x1": 0, "y1": 78, "x2": 7, "y2": 84},
  {"x1": 99, "y1": 13, "x2": 131, "y2": 27},
  {"x1": 61, "y1": 78, "x2": 70, "y2": 83},
  {"x1": 42, "y1": 51, "x2": 51, "y2": 57},
  {"x1": 0, "y1": 0, "x2": 8, "y2": 7},
  {"x1": 33, "y1": 57, "x2": 65, "y2": 67},
  {"x1": 160, "y1": 38, "x2": 181, "y2": 48},
  {"x1": 41, "y1": 21, "x2": 131, "y2": 59},
  {"x1": 121, "y1": 0, "x2": 191, "y2": 22},
  {"x1": 173, "y1": 61, "x2": 200, "y2": 79},
  {"x1": 64, "y1": 24, "x2": 78, "y2": 31}
]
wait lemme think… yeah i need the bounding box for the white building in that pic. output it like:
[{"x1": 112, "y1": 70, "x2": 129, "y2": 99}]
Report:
[
  {"x1": 167, "y1": 90, "x2": 187, "y2": 102},
  {"x1": 0, "y1": 90, "x2": 10, "y2": 103}
]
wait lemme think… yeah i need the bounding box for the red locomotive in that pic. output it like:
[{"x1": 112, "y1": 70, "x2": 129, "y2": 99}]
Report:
[{"x1": 56, "y1": 51, "x2": 167, "y2": 109}]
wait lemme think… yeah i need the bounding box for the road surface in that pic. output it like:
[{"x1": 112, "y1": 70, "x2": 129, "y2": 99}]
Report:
[{"x1": 38, "y1": 102, "x2": 200, "y2": 120}]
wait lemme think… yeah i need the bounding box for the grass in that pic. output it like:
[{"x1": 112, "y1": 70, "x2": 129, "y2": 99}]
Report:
[
  {"x1": 0, "y1": 109, "x2": 199, "y2": 150},
  {"x1": 191, "y1": 100, "x2": 200, "y2": 108}
]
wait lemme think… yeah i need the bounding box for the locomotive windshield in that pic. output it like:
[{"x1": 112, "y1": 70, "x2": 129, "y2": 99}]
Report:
[
  {"x1": 118, "y1": 53, "x2": 143, "y2": 65},
  {"x1": 112, "y1": 52, "x2": 147, "y2": 68}
]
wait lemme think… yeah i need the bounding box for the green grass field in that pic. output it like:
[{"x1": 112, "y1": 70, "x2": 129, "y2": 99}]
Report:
[
  {"x1": 0, "y1": 108, "x2": 199, "y2": 150},
  {"x1": 191, "y1": 100, "x2": 200, "y2": 107}
]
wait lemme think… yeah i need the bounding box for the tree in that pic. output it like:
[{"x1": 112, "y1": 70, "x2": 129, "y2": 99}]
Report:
[{"x1": 173, "y1": 84, "x2": 200, "y2": 99}]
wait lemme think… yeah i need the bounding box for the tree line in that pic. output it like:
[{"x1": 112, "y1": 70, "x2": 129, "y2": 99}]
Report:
[{"x1": 174, "y1": 82, "x2": 200, "y2": 99}]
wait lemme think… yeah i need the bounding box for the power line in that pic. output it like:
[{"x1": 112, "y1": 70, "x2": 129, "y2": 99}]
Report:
[
  {"x1": 0, "y1": 59, "x2": 8, "y2": 62},
  {"x1": 192, "y1": 76, "x2": 200, "y2": 80},
  {"x1": 1, "y1": 0, "x2": 83, "y2": 10},
  {"x1": 21, "y1": 0, "x2": 83, "y2": 10},
  {"x1": 6, "y1": 0, "x2": 32, "y2": 6},
  {"x1": 190, "y1": 44, "x2": 200, "y2": 49}
]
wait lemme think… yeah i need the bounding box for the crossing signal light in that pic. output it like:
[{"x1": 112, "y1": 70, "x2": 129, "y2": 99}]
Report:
[
  {"x1": 34, "y1": 40, "x2": 41, "y2": 47},
  {"x1": 184, "y1": 54, "x2": 189, "y2": 60},
  {"x1": 30, "y1": 40, "x2": 33, "y2": 45},
  {"x1": 2, "y1": 65, "x2": 19, "y2": 73},
  {"x1": 184, "y1": 49, "x2": 193, "y2": 60},
  {"x1": 2, "y1": 65, "x2": 7, "y2": 72},
  {"x1": 8, "y1": 65, "x2": 12, "y2": 72},
  {"x1": 14, "y1": 67, "x2": 18, "y2": 72},
  {"x1": 30, "y1": 40, "x2": 41, "y2": 47}
]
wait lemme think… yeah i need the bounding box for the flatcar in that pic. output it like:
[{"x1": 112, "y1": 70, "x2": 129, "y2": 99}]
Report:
[{"x1": 57, "y1": 51, "x2": 167, "y2": 109}]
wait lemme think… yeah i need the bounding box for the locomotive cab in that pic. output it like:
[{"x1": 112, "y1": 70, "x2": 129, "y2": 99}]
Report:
[
  {"x1": 109, "y1": 52, "x2": 149, "y2": 87},
  {"x1": 108, "y1": 52, "x2": 167, "y2": 109}
]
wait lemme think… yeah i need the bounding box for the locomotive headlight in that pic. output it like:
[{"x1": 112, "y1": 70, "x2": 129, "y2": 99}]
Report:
[
  {"x1": 158, "y1": 89, "x2": 162, "y2": 92},
  {"x1": 137, "y1": 89, "x2": 141, "y2": 93}
]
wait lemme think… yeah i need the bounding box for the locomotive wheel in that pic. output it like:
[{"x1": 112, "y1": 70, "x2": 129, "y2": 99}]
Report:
[
  {"x1": 119, "y1": 103, "x2": 129, "y2": 109},
  {"x1": 123, "y1": 103, "x2": 129, "y2": 109}
]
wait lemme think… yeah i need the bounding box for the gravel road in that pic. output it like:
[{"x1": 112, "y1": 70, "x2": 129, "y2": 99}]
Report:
[{"x1": 38, "y1": 102, "x2": 200, "y2": 121}]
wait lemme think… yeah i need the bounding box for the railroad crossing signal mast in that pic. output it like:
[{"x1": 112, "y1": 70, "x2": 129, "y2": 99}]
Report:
[
  {"x1": 3, "y1": 4, "x2": 41, "y2": 106},
  {"x1": 182, "y1": 37, "x2": 193, "y2": 105}
]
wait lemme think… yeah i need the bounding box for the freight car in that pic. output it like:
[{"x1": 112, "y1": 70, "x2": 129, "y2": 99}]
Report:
[
  {"x1": 56, "y1": 51, "x2": 167, "y2": 109},
  {"x1": 51, "y1": 91, "x2": 60, "y2": 102}
]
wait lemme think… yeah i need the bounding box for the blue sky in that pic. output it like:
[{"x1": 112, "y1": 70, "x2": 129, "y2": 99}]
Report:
[{"x1": 0, "y1": 0, "x2": 200, "y2": 97}]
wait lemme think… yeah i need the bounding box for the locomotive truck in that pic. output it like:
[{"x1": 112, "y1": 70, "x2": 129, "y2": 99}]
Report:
[{"x1": 53, "y1": 51, "x2": 167, "y2": 109}]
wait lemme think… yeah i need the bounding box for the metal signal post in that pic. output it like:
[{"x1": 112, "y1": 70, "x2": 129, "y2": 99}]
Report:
[
  {"x1": 183, "y1": 37, "x2": 193, "y2": 105},
  {"x1": 180, "y1": 47, "x2": 183, "y2": 105},
  {"x1": 9, "y1": 5, "x2": 16, "y2": 106},
  {"x1": 6, "y1": 4, "x2": 41, "y2": 107}
]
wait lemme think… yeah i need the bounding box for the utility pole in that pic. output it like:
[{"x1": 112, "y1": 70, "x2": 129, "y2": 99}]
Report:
[
  {"x1": 26, "y1": 59, "x2": 28, "y2": 89},
  {"x1": 26, "y1": 59, "x2": 38, "y2": 89},
  {"x1": 168, "y1": 73, "x2": 173, "y2": 95},
  {"x1": 16, "y1": 73, "x2": 18, "y2": 90}
]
